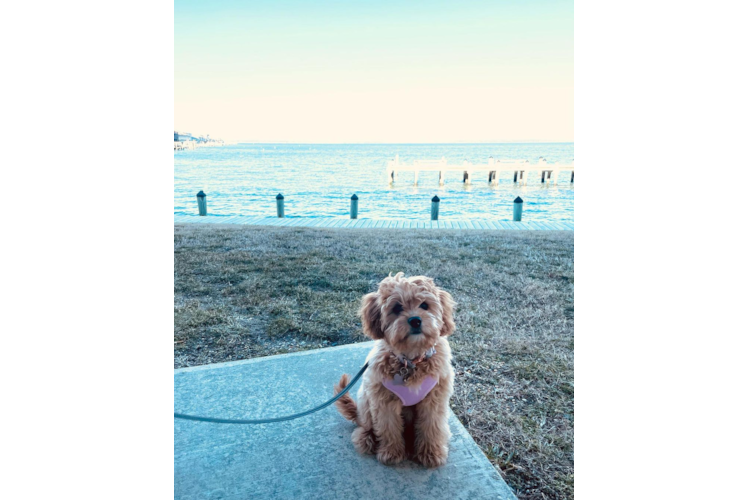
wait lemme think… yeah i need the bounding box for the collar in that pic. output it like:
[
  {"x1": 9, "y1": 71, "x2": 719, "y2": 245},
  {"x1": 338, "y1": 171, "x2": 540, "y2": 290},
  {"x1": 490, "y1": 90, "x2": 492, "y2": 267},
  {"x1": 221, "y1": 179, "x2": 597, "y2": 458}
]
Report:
[
  {"x1": 391, "y1": 345, "x2": 436, "y2": 382},
  {"x1": 395, "y1": 345, "x2": 437, "y2": 367}
]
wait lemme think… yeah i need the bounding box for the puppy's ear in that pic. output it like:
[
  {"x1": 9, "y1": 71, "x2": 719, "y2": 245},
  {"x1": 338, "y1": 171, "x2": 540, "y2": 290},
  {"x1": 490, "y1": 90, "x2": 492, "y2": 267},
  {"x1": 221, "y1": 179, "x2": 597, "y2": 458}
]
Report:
[
  {"x1": 438, "y1": 289, "x2": 456, "y2": 337},
  {"x1": 360, "y1": 292, "x2": 384, "y2": 340}
]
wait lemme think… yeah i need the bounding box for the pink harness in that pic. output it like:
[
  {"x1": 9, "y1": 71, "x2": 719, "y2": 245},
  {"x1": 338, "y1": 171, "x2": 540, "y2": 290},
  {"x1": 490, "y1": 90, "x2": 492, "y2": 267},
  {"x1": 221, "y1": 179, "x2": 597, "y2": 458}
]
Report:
[
  {"x1": 383, "y1": 374, "x2": 438, "y2": 406},
  {"x1": 382, "y1": 346, "x2": 438, "y2": 406}
]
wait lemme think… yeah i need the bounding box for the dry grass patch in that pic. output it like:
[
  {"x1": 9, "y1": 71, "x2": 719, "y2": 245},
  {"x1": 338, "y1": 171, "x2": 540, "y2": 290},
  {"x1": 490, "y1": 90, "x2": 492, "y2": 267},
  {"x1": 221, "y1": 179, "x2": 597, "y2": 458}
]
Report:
[{"x1": 174, "y1": 223, "x2": 574, "y2": 499}]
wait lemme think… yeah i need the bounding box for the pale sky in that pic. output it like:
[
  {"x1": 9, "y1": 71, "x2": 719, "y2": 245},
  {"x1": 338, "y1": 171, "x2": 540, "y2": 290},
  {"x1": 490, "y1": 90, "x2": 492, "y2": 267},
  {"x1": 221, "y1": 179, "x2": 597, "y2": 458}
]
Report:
[{"x1": 175, "y1": 0, "x2": 573, "y2": 143}]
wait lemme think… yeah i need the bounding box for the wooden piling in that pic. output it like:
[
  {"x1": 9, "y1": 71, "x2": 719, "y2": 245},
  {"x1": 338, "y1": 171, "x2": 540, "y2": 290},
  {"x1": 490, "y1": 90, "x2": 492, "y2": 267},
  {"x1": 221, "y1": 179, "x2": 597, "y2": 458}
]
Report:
[
  {"x1": 276, "y1": 193, "x2": 285, "y2": 218},
  {"x1": 387, "y1": 157, "x2": 397, "y2": 184},
  {"x1": 196, "y1": 190, "x2": 207, "y2": 216},
  {"x1": 350, "y1": 194, "x2": 359, "y2": 219},
  {"x1": 462, "y1": 160, "x2": 471, "y2": 185},
  {"x1": 431, "y1": 195, "x2": 440, "y2": 221},
  {"x1": 379, "y1": 156, "x2": 572, "y2": 189},
  {"x1": 513, "y1": 196, "x2": 523, "y2": 222},
  {"x1": 540, "y1": 158, "x2": 548, "y2": 184}
]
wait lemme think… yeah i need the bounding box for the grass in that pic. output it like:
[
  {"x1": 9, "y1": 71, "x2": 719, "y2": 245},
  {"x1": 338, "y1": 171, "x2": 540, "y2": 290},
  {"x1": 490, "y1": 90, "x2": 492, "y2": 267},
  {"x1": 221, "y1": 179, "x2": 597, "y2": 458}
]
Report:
[{"x1": 175, "y1": 223, "x2": 574, "y2": 499}]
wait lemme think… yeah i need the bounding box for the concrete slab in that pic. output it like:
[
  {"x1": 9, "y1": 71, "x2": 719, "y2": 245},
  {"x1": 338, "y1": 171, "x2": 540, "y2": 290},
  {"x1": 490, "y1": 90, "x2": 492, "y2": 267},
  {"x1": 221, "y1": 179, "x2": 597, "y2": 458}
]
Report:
[{"x1": 175, "y1": 342, "x2": 517, "y2": 500}]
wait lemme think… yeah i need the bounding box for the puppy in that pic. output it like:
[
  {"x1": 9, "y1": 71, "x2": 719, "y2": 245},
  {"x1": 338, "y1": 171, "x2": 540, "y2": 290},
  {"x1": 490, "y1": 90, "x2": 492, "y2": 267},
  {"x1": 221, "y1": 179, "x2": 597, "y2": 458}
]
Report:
[{"x1": 334, "y1": 272, "x2": 456, "y2": 468}]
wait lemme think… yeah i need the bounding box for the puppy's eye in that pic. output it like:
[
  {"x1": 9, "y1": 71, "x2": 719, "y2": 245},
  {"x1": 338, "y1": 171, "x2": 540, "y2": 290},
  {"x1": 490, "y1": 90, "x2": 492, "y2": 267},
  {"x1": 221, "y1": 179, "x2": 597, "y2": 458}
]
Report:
[
  {"x1": 392, "y1": 303, "x2": 403, "y2": 315},
  {"x1": 419, "y1": 302, "x2": 429, "y2": 310}
]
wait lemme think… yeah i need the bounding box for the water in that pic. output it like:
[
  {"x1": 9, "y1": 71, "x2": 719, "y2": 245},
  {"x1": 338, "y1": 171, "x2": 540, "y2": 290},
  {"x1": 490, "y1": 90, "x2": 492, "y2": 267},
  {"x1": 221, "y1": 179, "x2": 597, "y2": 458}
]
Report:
[{"x1": 174, "y1": 143, "x2": 574, "y2": 221}]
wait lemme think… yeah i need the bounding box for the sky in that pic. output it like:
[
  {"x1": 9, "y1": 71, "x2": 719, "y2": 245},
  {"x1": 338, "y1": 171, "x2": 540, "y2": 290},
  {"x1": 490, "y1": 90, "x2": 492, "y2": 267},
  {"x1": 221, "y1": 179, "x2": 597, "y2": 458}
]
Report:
[{"x1": 175, "y1": 0, "x2": 573, "y2": 143}]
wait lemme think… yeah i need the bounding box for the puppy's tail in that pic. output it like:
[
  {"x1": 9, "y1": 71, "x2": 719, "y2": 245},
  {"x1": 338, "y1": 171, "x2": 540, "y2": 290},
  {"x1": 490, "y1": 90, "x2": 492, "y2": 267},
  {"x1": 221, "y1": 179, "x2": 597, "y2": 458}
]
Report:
[{"x1": 333, "y1": 373, "x2": 358, "y2": 423}]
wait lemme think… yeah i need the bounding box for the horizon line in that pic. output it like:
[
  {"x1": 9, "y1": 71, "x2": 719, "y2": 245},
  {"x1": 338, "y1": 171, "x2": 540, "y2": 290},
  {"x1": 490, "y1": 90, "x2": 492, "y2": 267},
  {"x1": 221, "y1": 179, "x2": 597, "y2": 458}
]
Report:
[{"x1": 228, "y1": 140, "x2": 575, "y2": 145}]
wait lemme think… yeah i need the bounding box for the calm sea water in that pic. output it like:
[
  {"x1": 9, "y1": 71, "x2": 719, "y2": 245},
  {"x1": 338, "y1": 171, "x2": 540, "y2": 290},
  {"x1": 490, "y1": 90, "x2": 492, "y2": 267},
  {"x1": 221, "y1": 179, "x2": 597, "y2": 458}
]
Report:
[{"x1": 174, "y1": 143, "x2": 574, "y2": 221}]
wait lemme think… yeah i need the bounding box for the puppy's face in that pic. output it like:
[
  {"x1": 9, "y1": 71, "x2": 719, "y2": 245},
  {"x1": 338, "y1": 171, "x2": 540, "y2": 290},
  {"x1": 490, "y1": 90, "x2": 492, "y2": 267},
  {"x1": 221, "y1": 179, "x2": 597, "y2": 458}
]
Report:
[{"x1": 360, "y1": 273, "x2": 455, "y2": 357}]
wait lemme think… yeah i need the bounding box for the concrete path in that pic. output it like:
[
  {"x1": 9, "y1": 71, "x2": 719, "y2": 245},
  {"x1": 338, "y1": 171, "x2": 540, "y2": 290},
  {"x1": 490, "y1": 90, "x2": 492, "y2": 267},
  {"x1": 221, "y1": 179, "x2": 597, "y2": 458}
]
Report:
[
  {"x1": 175, "y1": 342, "x2": 517, "y2": 500},
  {"x1": 174, "y1": 214, "x2": 573, "y2": 231}
]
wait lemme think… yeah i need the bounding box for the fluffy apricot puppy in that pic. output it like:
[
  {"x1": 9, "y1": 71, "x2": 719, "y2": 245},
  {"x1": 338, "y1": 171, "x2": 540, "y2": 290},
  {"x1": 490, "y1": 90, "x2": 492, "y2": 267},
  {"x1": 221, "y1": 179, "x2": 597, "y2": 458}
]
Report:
[{"x1": 334, "y1": 273, "x2": 456, "y2": 468}]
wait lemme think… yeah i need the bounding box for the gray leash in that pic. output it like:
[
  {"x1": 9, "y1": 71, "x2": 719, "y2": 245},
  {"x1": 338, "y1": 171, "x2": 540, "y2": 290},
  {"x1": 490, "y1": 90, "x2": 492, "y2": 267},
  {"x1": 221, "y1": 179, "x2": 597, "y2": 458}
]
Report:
[{"x1": 174, "y1": 362, "x2": 368, "y2": 424}]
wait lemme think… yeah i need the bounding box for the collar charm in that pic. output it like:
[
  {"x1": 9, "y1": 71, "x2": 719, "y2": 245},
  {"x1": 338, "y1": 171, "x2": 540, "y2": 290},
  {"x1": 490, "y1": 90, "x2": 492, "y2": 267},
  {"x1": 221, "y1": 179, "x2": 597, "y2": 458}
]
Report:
[{"x1": 394, "y1": 345, "x2": 436, "y2": 383}]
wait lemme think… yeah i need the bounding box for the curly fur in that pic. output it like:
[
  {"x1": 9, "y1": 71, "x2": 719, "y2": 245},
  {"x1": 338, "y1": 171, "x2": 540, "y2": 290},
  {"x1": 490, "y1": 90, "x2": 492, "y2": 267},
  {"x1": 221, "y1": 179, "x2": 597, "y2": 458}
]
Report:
[{"x1": 334, "y1": 273, "x2": 456, "y2": 467}]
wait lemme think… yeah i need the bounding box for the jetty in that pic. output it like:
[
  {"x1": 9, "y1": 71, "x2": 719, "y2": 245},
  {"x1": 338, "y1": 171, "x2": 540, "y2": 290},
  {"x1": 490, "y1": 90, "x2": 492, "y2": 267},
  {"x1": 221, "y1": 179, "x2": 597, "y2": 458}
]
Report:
[{"x1": 387, "y1": 155, "x2": 574, "y2": 186}]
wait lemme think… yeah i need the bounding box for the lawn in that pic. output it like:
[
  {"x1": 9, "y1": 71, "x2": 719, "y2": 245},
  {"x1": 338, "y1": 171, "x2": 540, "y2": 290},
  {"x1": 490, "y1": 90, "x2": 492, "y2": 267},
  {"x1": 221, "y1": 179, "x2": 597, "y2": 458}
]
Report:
[{"x1": 175, "y1": 223, "x2": 574, "y2": 499}]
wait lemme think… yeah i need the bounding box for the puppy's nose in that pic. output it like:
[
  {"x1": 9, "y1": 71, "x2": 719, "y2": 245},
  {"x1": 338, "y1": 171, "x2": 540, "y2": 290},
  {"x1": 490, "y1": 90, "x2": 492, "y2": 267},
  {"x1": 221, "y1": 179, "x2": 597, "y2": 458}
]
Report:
[{"x1": 408, "y1": 317, "x2": 422, "y2": 330}]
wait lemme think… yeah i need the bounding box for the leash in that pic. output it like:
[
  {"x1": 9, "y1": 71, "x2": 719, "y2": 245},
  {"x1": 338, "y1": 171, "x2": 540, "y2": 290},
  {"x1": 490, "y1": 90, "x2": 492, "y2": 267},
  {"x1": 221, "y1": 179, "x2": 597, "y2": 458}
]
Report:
[{"x1": 174, "y1": 362, "x2": 368, "y2": 424}]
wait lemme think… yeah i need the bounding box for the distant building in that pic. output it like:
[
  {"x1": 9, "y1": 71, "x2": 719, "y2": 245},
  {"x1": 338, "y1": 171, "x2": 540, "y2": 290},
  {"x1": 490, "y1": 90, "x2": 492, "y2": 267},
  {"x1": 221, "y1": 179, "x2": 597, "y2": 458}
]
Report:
[
  {"x1": 174, "y1": 130, "x2": 221, "y2": 142},
  {"x1": 174, "y1": 131, "x2": 196, "y2": 142}
]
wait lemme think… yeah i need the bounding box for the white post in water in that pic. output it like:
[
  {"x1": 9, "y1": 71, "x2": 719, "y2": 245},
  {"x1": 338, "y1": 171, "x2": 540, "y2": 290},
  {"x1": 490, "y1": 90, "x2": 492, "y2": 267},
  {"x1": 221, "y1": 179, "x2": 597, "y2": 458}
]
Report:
[
  {"x1": 431, "y1": 195, "x2": 440, "y2": 221},
  {"x1": 276, "y1": 193, "x2": 285, "y2": 218},
  {"x1": 414, "y1": 170, "x2": 419, "y2": 186},
  {"x1": 513, "y1": 196, "x2": 523, "y2": 222},
  {"x1": 439, "y1": 156, "x2": 446, "y2": 186},
  {"x1": 196, "y1": 190, "x2": 207, "y2": 216},
  {"x1": 350, "y1": 194, "x2": 359, "y2": 219}
]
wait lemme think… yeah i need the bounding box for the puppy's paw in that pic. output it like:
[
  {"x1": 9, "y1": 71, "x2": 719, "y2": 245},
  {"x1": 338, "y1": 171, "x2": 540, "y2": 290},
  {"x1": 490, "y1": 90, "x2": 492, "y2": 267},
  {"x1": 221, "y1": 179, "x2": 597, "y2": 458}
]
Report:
[
  {"x1": 415, "y1": 444, "x2": 448, "y2": 468},
  {"x1": 377, "y1": 446, "x2": 407, "y2": 465},
  {"x1": 352, "y1": 427, "x2": 377, "y2": 455}
]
